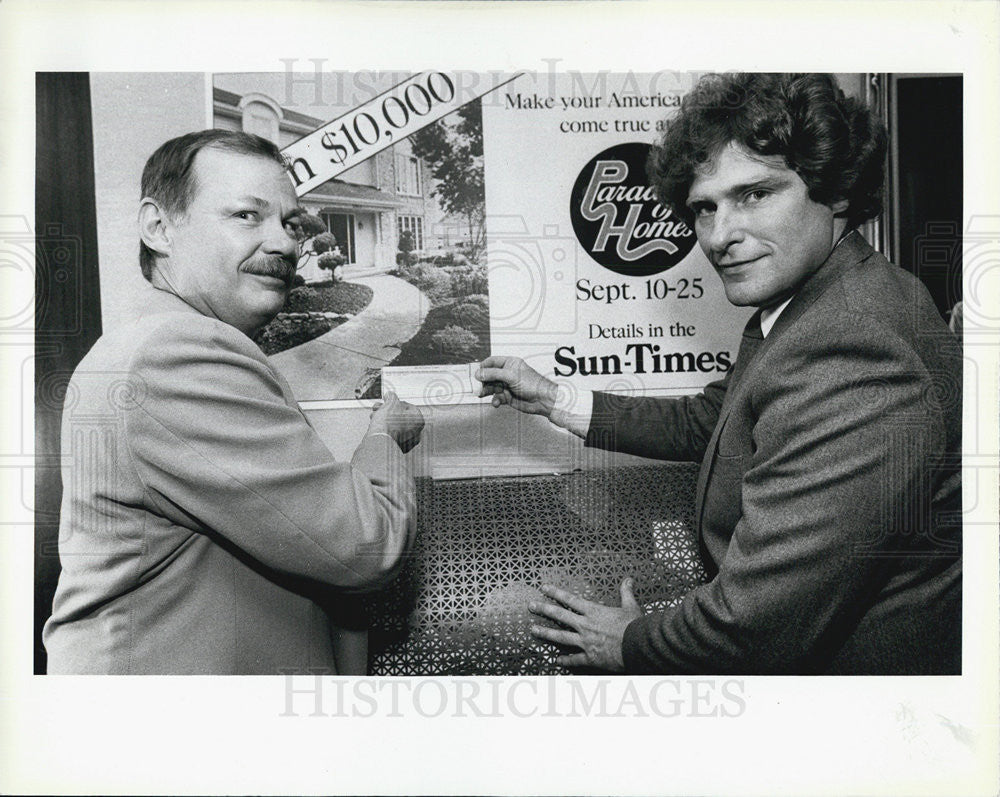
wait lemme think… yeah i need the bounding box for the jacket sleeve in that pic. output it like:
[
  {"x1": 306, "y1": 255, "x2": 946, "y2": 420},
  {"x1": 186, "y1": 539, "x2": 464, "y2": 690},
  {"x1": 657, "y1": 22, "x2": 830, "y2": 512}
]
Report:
[
  {"x1": 585, "y1": 374, "x2": 730, "y2": 461},
  {"x1": 121, "y1": 316, "x2": 416, "y2": 590},
  {"x1": 622, "y1": 314, "x2": 952, "y2": 672}
]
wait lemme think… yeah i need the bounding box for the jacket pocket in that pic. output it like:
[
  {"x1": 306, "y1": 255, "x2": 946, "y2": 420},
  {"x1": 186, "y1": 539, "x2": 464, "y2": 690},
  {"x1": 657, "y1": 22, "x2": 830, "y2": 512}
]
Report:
[{"x1": 702, "y1": 451, "x2": 746, "y2": 556}]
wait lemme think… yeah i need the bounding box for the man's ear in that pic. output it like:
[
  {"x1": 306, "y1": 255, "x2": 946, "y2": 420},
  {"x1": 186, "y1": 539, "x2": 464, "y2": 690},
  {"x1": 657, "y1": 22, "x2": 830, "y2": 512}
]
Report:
[
  {"x1": 831, "y1": 197, "x2": 850, "y2": 216},
  {"x1": 138, "y1": 198, "x2": 173, "y2": 258}
]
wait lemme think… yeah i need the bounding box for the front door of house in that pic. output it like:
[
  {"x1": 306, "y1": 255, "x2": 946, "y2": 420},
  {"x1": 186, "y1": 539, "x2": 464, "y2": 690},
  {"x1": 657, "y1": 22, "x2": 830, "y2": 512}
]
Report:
[{"x1": 322, "y1": 213, "x2": 356, "y2": 264}]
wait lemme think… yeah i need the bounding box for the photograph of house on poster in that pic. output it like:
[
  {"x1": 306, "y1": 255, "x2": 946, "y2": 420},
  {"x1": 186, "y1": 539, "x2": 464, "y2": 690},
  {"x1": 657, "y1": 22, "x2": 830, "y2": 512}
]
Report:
[{"x1": 213, "y1": 72, "x2": 491, "y2": 401}]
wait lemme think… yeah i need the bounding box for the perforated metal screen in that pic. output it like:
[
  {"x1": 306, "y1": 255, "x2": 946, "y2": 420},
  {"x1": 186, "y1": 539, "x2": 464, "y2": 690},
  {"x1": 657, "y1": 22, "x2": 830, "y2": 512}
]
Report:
[{"x1": 365, "y1": 463, "x2": 707, "y2": 675}]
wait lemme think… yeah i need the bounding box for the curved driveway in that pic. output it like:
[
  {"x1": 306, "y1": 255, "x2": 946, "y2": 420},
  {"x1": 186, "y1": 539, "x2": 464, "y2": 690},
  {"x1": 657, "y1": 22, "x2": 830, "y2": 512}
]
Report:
[{"x1": 269, "y1": 274, "x2": 430, "y2": 401}]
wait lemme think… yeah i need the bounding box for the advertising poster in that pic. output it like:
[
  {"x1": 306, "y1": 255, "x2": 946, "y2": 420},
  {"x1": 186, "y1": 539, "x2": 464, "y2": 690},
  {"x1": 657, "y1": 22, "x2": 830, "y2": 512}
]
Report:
[{"x1": 211, "y1": 69, "x2": 750, "y2": 403}]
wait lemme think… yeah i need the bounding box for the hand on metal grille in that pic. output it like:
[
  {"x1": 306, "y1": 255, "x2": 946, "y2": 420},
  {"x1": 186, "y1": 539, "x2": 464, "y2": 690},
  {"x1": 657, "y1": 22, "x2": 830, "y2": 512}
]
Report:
[{"x1": 529, "y1": 578, "x2": 642, "y2": 672}]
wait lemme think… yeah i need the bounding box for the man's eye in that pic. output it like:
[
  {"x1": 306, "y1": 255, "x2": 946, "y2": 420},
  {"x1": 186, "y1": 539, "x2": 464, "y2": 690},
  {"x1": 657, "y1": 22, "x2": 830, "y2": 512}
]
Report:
[
  {"x1": 691, "y1": 205, "x2": 714, "y2": 218},
  {"x1": 744, "y1": 190, "x2": 769, "y2": 204},
  {"x1": 234, "y1": 211, "x2": 259, "y2": 221}
]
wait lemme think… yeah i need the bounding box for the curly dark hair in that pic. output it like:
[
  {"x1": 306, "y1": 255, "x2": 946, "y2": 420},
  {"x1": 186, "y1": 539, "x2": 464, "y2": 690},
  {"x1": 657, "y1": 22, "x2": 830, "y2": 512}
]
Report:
[{"x1": 647, "y1": 73, "x2": 887, "y2": 229}]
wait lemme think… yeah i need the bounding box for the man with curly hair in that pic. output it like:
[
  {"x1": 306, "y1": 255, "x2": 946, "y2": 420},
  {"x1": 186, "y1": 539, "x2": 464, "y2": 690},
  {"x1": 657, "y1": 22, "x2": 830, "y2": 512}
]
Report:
[{"x1": 477, "y1": 73, "x2": 962, "y2": 674}]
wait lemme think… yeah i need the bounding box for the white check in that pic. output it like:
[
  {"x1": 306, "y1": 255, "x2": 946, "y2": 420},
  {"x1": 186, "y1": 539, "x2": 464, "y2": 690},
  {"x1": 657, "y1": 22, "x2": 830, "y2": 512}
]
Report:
[{"x1": 382, "y1": 363, "x2": 489, "y2": 406}]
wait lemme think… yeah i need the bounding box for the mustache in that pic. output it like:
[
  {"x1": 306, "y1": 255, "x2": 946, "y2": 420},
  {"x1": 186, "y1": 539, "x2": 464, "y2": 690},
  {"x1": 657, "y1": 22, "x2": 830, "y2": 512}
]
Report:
[{"x1": 240, "y1": 255, "x2": 297, "y2": 284}]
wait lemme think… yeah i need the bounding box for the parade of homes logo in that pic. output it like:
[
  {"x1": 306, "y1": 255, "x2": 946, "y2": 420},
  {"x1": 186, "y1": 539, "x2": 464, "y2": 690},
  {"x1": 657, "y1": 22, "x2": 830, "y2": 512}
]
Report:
[{"x1": 569, "y1": 142, "x2": 696, "y2": 277}]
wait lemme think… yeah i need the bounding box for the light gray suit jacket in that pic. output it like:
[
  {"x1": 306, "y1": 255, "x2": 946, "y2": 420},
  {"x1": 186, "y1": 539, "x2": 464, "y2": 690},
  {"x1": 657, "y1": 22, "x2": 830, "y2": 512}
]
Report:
[
  {"x1": 44, "y1": 288, "x2": 416, "y2": 674},
  {"x1": 586, "y1": 232, "x2": 962, "y2": 674}
]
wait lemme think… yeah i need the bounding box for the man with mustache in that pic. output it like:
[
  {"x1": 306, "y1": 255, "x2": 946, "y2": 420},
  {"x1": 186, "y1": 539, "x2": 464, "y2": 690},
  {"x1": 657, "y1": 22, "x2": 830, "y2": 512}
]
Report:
[
  {"x1": 44, "y1": 130, "x2": 424, "y2": 674},
  {"x1": 477, "y1": 73, "x2": 962, "y2": 674}
]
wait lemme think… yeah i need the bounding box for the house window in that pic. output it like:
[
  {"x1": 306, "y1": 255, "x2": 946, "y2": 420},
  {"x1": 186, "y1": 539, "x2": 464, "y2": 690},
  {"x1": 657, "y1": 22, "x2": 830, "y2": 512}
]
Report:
[
  {"x1": 395, "y1": 153, "x2": 422, "y2": 195},
  {"x1": 397, "y1": 215, "x2": 424, "y2": 250}
]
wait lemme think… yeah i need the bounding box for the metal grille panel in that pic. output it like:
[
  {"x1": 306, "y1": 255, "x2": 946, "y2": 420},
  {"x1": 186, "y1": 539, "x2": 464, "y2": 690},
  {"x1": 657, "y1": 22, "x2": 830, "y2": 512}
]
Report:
[{"x1": 366, "y1": 463, "x2": 707, "y2": 675}]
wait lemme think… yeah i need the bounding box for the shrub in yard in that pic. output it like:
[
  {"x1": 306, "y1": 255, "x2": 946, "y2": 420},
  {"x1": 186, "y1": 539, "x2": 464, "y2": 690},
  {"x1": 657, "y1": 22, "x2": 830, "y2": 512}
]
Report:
[
  {"x1": 450, "y1": 301, "x2": 489, "y2": 331},
  {"x1": 393, "y1": 260, "x2": 429, "y2": 284},
  {"x1": 401, "y1": 262, "x2": 419, "y2": 280},
  {"x1": 392, "y1": 261, "x2": 488, "y2": 306},
  {"x1": 312, "y1": 232, "x2": 338, "y2": 255},
  {"x1": 431, "y1": 252, "x2": 469, "y2": 267},
  {"x1": 253, "y1": 313, "x2": 338, "y2": 355},
  {"x1": 394, "y1": 261, "x2": 453, "y2": 305},
  {"x1": 284, "y1": 286, "x2": 319, "y2": 312},
  {"x1": 447, "y1": 263, "x2": 489, "y2": 296},
  {"x1": 283, "y1": 282, "x2": 373, "y2": 315},
  {"x1": 471, "y1": 265, "x2": 489, "y2": 294},
  {"x1": 398, "y1": 229, "x2": 416, "y2": 266},
  {"x1": 294, "y1": 213, "x2": 331, "y2": 272},
  {"x1": 420, "y1": 269, "x2": 456, "y2": 305},
  {"x1": 318, "y1": 250, "x2": 346, "y2": 268},
  {"x1": 431, "y1": 325, "x2": 480, "y2": 357}
]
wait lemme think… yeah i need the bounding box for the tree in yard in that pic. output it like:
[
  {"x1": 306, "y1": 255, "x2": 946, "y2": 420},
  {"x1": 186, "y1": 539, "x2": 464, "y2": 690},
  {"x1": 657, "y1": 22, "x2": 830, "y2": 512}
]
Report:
[
  {"x1": 317, "y1": 250, "x2": 346, "y2": 282},
  {"x1": 397, "y1": 229, "x2": 416, "y2": 267},
  {"x1": 409, "y1": 99, "x2": 486, "y2": 261},
  {"x1": 293, "y1": 212, "x2": 333, "y2": 272}
]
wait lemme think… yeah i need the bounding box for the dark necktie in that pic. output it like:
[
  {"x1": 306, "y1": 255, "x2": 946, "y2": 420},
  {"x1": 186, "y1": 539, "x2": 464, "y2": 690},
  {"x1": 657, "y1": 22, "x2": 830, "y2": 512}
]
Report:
[{"x1": 724, "y1": 309, "x2": 764, "y2": 400}]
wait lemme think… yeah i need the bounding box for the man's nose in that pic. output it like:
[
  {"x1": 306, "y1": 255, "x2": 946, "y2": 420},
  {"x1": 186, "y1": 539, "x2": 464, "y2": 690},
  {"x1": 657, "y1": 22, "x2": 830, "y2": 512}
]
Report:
[
  {"x1": 706, "y1": 206, "x2": 746, "y2": 258},
  {"x1": 263, "y1": 216, "x2": 298, "y2": 259}
]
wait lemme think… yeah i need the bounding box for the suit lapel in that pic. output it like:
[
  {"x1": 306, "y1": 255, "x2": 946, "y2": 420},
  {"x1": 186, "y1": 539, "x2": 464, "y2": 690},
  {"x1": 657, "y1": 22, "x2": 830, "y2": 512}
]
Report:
[
  {"x1": 762, "y1": 229, "x2": 873, "y2": 341},
  {"x1": 694, "y1": 310, "x2": 763, "y2": 526},
  {"x1": 692, "y1": 230, "x2": 876, "y2": 535}
]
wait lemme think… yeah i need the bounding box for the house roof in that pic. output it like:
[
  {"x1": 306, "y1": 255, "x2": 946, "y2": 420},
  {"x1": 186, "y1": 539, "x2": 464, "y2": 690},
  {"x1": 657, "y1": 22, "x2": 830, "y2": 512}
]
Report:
[
  {"x1": 304, "y1": 179, "x2": 403, "y2": 210},
  {"x1": 213, "y1": 87, "x2": 322, "y2": 129}
]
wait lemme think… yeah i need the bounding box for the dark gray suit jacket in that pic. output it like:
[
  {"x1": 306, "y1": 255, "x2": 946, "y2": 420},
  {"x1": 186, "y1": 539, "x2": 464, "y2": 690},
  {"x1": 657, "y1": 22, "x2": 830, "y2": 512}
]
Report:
[{"x1": 587, "y1": 232, "x2": 962, "y2": 674}]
